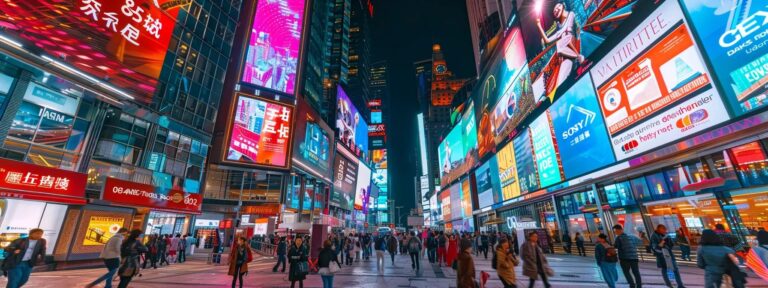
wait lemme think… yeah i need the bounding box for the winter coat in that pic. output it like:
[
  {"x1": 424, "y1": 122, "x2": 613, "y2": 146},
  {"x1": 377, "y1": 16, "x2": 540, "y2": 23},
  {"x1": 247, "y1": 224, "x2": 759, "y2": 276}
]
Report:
[
  {"x1": 496, "y1": 246, "x2": 519, "y2": 284},
  {"x1": 387, "y1": 236, "x2": 397, "y2": 253},
  {"x1": 457, "y1": 250, "x2": 476, "y2": 288},
  {"x1": 614, "y1": 233, "x2": 639, "y2": 260},
  {"x1": 227, "y1": 243, "x2": 252, "y2": 275},
  {"x1": 288, "y1": 244, "x2": 308, "y2": 281},
  {"x1": 697, "y1": 245, "x2": 735, "y2": 275},
  {"x1": 521, "y1": 241, "x2": 549, "y2": 279}
]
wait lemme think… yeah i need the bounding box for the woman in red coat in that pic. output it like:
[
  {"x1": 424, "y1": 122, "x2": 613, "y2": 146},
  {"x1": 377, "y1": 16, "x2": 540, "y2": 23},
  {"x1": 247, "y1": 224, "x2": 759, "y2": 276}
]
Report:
[{"x1": 446, "y1": 234, "x2": 459, "y2": 266}]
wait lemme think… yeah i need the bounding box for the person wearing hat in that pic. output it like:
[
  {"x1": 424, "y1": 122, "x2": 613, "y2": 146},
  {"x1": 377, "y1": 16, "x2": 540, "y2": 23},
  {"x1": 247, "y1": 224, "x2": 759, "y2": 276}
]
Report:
[{"x1": 457, "y1": 238, "x2": 477, "y2": 288}]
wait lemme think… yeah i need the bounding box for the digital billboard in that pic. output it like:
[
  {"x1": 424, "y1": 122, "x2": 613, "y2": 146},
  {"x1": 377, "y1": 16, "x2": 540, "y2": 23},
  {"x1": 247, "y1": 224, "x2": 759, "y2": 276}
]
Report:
[
  {"x1": 438, "y1": 102, "x2": 479, "y2": 186},
  {"x1": 354, "y1": 163, "x2": 372, "y2": 211},
  {"x1": 491, "y1": 64, "x2": 536, "y2": 146},
  {"x1": 336, "y1": 86, "x2": 369, "y2": 158},
  {"x1": 513, "y1": 129, "x2": 539, "y2": 193},
  {"x1": 450, "y1": 182, "x2": 462, "y2": 221},
  {"x1": 550, "y1": 75, "x2": 615, "y2": 179},
  {"x1": 292, "y1": 98, "x2": 334, "y2": 181},
  {"x1": 518, "y1": 0, "x2": 639, "y2": 103},
  {"x1": 530, "y1": 112, "x2": 562, "y2": 188},
  {"x1": 680, "y1": 1, "x2": 768, "y2": 116},
  {"x1": 371, "y1": 111, "x2": 382, "y2": 124},
  {"x1": 226, "y1": 94, "x2": 295, "y2": 169},
  {"x1": 430, "y1": 193, "x2": 440, "y2": 222},
  {"x1": 497, "y1": 140, "x2": 522, "y2": 200},
  {"x1": 475, "y1": 156, "x2": 502, "y2": 209},
  {"x1": 590, "y1": 0, "x2": 730, "y2": 160},
  {"x1": 371, "y1": 149, "x2": 387, "y2": 187},
  {"x1": 241, "y1": 0, "x2": 306, "y2": 95},
  {"x1": 461, "y1": 178, "x2": 472, "y2": 218},
  {"x1": 0, "y1": 0, "x2": 182, "y2": 103},
  {"x1": 332, "y1": 146, "x2": 358, "y2": 210},
  {"x1": 439, "y1": 188, "x2": 451, "y2": 222}
]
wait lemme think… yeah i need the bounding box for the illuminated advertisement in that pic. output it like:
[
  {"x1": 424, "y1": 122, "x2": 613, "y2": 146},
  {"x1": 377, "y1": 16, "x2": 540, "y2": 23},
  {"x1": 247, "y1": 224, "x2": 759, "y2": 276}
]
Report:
[
  {"x1": 226, "y1": 94, "x2": 294, "y2": 169},
  {"x1": 475, "y1": 59, "x2": 502, "y2": 159},
  {"x1": 336, "y1": 86, "x2": 369, "y2": 158},
  {"x1": 497, "y1": 141, "x2": 522, "y2": 200},
  {"x1": 371, "y1": 111, "x2": 382, "y2": 124},
  {"x1": 475, "y1": 156, "x2": 502, "y2": 209},
  {"x1": 438, "y1": 102, "x2": 479, "y2": 186},
  {"x1": 241, "y1": 0, "x2": 306, "y2": 95},
  {"x1": 439, "y1": 189, "x2": 451, "y2": 222},
  {"x1": 83, "y1": 216, "x2": 126, "y2": 246},
  {"x1": 550, "y1": 75, "x2": 615, "y2": 179},
  {"x1": 354, "y1": 164, "x2": 372, "y2": 211},
  {"x1": 530, "y1": 112, "x2": 562, "y2": 188},
  {"x1": 430, "y1": 194, "x2": 440, "y2": 221},
  {"x1": 0, "y1": 0, "x2": 182, "y2": 103},
  {"x1": 331, "y1": 146, "x2": 358, "y2": 210},
  {"x1": 450, "y1": 183, "x2": 462, "y2": 221},
  {"x1": 292, "y1": 98, "x2": 333, "y2": 181},
  {"x1": 513, "y1": 129, "x2": 539, "y2": 193},
  {"x1": 461, "y1": 178, "x2": 472, "y2": 218},
  {"x1": 681, "y1": 1, "x2": 768, "y2": 116},
  {"x1": 590, "y1": 1, "x2": 730, "y2": 160},
  {"x1": 518, "y1": 0, "x2": 639, "y2": 103}
]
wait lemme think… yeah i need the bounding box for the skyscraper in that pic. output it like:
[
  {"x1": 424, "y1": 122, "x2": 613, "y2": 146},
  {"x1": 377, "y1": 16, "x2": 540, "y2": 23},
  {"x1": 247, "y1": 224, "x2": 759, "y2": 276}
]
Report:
[{"x1": 465, "y1": 0, "x2": 515, "y2": 75}]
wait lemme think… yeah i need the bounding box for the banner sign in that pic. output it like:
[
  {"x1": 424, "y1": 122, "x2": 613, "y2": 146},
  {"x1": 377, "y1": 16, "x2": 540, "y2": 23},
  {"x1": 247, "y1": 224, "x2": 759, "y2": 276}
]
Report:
[
  {"x1": 0, "y1": 158, "x2": 86, "y2": 204},
  {"x1": 103, "y1": 177, "x2": 202, "y2": 213}
]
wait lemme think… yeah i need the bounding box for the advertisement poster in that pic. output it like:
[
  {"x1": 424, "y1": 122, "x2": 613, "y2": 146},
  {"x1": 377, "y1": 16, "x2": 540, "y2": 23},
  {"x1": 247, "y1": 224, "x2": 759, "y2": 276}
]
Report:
[
  {"x1": 227, "y1": 95, "x2": 294, "y2": 168},
  {"x1": 681, "y1": 0, "x2": 768, "y2": 116},
  {"x1": 430, "y1": 194, "x2": 440, "y2": 221},
  {"x1": 450, "y1": 183, "x2": 462, "y2": 221},
  {"x1": 475, "y1": 156, "x2": 503, "y2": 209},
  {"x1": 461, "y1": 178, "x2": 473, "y2": 218},
  {"x1": 336, "y1": 86, "x2": 369, "y2": 159},
  {"x1": 497, "y1": 140, "x2": 522, "y2": 200},
  {"x1": 354, "y1": 164, "x2": 372, "y2": 211},
  {"x1": 492, "y1": 64, "x2": 537, "y2": 146},
  {"x1": 530, "y1": 112, "x2": 562, "y2": 188},
  {"x1": 0, "y1": 0, "x2": 182, "y2": 103},
  {"x1": 438, "y1": 103, "x2": 479, "y2": 186},
  {"x1": 439, "y1": 189, "x2": 451, "y2": 222},
  {"x1": 83, "y1": 216, "x2": 125, "y2": 246},
  {"x1": 513, "y1": 129, "x2": 539, "y2": 193},
  {"x1": 550, "y1": 75, "x2": 615, "y2": 179},
  {"x1": 518, "y1": 0, "x2": 639, "y2": 103},
  {"x1": 590, "y1": 1, "x2": 730, "y2": 160},
  {"x1": 241, "y1": 0, "x2": 305, "y2": 95},
  {"x1": 103, "y1": 178, "x2": 202, "y2": 213},
  {"x1": 331, "y1": 148, "x2": 358, "y2": 210},
  {"x1": 461, "y1": 103, "x2": 479, "y2": 167},
  {"x1": 474, "y1": 55, "x2": 502, "y2": 160},
  {"x1": 292, "y1": 98, "x2": 333, "y2": 181}
]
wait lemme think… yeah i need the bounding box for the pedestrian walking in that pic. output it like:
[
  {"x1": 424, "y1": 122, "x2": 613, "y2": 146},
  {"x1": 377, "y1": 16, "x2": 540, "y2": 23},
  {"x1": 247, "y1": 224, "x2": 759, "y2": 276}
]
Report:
[
  {"x1": 562, "y1": 233, "x2": 572, "y2": 254},
  {"x1": 187, "y1": 234, "x2": 197, "y2": 256},
  {"x1": 714, "y1": 223, "x2": 743, "y2": 251},
  {"x1": 496, "y1": 238, "x2": 520, "y2": 288},
  {"x1": 676, "y1": 228, "x2": 692, "y2": 261},
  {"x1": 353, "y1": 234, "x2": 361, "y2": 262},
  {"x1": 288, "y1": 237, "x2": 308, "y2": 288},
  {"x1": 387, "y1": 234, "x2": 398, "y2": 266},
  {"x1": 2, "y1": 228, "x2": 47, "y2": 288},
  {"x1": 407, "y1": 231, "x2": 422, "y2": 271},
  {"x1": 446, "y1": 234, "x2": 459, "y2": 268},
  {"x1": 228, "y1": 236, "x2": 253, "y2": 288},
  {"x1": 169, "y1": 234, "x2": 180, "y2": 263},
  {"x1": 375, "y1": 235, "x2": 387, "y2": 271},
  {"x1": 158, "y1": 235, "x2": 170, "y2": 266},
  {"x1": 437, "y1": 231, "x2": 448, "y2": 266},
  {"x1": 143, "y1": 234, "x2": 159, "y2": 269},
  {"x1": 613, "y1": 225, "x2": 642, "y2": 288},
  {"x1": 87, "y1": 228, "x2": 129, "y2": 288},
  {"x1": 362, "y1": 233, "x2": 372, "y2": 261},
  {"x1": 318, "y1": 240, "x2": 342, "y2": 288},
  {"x1": 117, "y1": 229, "x2": 147, "y2": 288},
  {"x1": 521, "y1": 232, "x2": 552, "y2": 288},
  {"x1": 480, "y1": 232, "x2": 490, "y2": 259},
  {"x1": 697, "y1": 229, "x2": 744, "y2": 288},
  {"x1": 457, "y1": 239, "x2": 477, "y2": 288},
  {"x1": 400, "y1": 234, "x2": 408, "y2": 255},
  {"x1": 177, "y1": 234, "x2": 187, "y2": 263},
  {"x1": 273, "y1": 236, "x2": 287, "y2": 272},
  {"x1": 344, "y1": 234, "x2": 355, "y2": 266},
  {"x1": 426, "y1": 232, "x2": 437, "y2": 263},
  {"x1": 650, "y1": 224, "x2": 686, "y2": 288},
  {"x1": 595, "y1": 234, "x2": 619, "y2": 288},
  {"x1": 575, "y1": 232, "x2": 586, "y2": 256}
]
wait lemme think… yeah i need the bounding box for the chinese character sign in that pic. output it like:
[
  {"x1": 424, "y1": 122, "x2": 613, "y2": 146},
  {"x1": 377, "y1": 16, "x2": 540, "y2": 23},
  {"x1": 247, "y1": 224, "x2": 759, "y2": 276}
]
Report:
[
  {"x1": 227, "y1": 94, "x2": 294, "y2": 168},
  {"x1": 0, "y1": 158, "x2": 86, "y2": 201},
  {"x1": 241, "y1": 0, "x2": 306, "y2": 95},
  {"x1": 0, "y1": 0, "x2": 182, "y2": 104}
]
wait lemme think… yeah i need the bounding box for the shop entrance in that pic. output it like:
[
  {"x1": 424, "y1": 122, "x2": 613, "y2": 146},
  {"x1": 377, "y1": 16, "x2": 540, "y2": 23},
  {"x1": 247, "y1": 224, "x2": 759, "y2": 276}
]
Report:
[{"x1": 644, "y1": 194, "x2": 725, "y2": 245}]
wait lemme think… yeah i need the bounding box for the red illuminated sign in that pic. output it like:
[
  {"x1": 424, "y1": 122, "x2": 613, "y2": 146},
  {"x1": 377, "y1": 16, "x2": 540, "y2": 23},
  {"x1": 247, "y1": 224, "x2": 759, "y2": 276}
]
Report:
[
  {"x1": 224, "y1": 94, "x2": 295, "y2": 170},
  {"x1": 103, "y1": 177, "x2": 202, "y2": 214},
  {"x1": 0, "y1": 158, "x2": 86, "y2": 204},
  {"x1": 368, "y1": 99, "x2": 382, "y2": 107},
  {"x1": 368, "y1": 124, "x2": 386, "y2": 137}
]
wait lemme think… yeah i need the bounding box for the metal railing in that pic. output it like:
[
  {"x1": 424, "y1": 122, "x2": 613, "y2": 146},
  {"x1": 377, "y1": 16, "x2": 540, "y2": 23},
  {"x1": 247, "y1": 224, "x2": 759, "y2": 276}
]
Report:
[{"x1": 251, "y1": 241, "x2": 276, "y2": 256}]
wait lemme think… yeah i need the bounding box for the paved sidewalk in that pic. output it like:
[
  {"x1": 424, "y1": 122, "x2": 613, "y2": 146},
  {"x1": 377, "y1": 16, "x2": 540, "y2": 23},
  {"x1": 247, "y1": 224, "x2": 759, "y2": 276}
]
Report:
[{"x1": 7, "y1": 251, "x2": 768, "y2": 287}]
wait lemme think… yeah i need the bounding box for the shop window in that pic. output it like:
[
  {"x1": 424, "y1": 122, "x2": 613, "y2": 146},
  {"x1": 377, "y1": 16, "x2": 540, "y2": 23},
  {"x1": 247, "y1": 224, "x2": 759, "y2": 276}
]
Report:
[
  {"x1": 709, "y1": 151, "x2": 742, "y2": 190},
  {"x1": 645, "y1": 172, "x2": 671, "y2": 201},
  {"x1": 27, "y1": 144, "x2": 63, "y2": 168},
  {"x1": 602, "y1": 181, "x2": 636, "y2": 208},
  {"x1": 729, "y1": 142, "x2": 768, "y2": 187},
  {"x1": 65, "y1": 119, "x2": 90, "y2": 152},
  {"x1": 9, "y1": 102, "x2": 43, "y2": 141},
  {"x1": 663, "y1": 166, "x2": 688, "y2": 197}
]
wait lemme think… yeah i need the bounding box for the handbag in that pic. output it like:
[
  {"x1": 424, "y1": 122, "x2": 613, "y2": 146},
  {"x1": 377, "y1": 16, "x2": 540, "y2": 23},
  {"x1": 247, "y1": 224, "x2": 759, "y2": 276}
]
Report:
[
  {"x1": 297, "y1": 261, "x2": 309, "y2": 274},
  {"x1": 329, "y1": 261, "x2": 341, "y2": 273}
]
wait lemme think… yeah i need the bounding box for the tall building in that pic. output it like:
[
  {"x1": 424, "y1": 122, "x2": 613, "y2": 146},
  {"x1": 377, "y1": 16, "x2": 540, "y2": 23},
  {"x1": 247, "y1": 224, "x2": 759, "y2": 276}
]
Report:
[
  {"x1": 465, "y1": 0, "x2": 515, "y2": 75},
  {"x1": 346, "y1": 0, "x2": 374, "y2": 112},
  {"x1": 303, "y1": 0, "x2": 334, "y2": 113},
  {"x1": 0, "y1": 1, "x2": 242, "y2": 262}
]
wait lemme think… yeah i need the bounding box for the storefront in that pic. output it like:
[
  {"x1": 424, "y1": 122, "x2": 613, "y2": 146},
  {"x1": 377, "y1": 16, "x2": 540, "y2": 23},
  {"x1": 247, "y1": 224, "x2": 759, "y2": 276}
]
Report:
[
  {"x1": 557, "y1": 189, "x2": 606, "y2": 243},
  {"x1": 497, "y1": 199, "x2": 559, "y2": 243}
]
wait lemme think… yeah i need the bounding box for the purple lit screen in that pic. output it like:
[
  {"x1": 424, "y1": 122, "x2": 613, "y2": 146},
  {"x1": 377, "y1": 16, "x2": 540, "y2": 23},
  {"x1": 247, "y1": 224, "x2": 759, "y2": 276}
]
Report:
[{"x1": 241, "y1": 0, "x2": 306, "y2": 95}]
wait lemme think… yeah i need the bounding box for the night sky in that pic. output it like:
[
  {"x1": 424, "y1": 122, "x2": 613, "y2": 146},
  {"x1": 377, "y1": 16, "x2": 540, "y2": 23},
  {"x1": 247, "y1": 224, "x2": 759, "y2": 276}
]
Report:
[{"x1": 371, "y1": 0, "x2": 475, "y2": 220}]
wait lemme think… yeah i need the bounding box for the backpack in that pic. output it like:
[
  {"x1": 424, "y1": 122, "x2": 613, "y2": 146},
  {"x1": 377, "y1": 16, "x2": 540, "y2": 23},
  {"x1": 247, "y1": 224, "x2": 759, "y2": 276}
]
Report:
[
  {"x1": 603, "y1": 244, "x2": 618, "y2": 263},
  {"x1": 408, "y1": 239, "x2": 420, "y2": 253}
]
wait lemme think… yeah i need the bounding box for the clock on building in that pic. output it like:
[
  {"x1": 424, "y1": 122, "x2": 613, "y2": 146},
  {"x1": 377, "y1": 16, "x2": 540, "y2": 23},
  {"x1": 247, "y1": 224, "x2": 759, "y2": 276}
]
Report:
[{"x1": 435, "y1": 64, "x2": 447, "y2": 74}]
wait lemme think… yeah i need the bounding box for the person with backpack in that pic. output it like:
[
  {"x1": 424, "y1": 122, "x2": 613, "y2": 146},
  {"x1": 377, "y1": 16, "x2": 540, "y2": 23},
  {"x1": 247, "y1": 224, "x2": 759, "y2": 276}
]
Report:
[
  {"x1": 407, "y1": 231, "x2": 422, "y2": 271},
  {"x1": 595, "y1": 234, "x2": 619, "y2": 288},
  {"x1": 650, "y1": 224, "x2": 686, "y2": 288},
  {"x1": 387, "y1": 234, "x2": 398, "y2": 266},
  {"x1": 117, "y1": 229, "x2": 147, "y2": 288},
  {"x1": 613, "y1": 225, "x2": 642, "y2": 288},
  {"x1": 495, "y1": 238, "x2": 519, "y2": 288}
]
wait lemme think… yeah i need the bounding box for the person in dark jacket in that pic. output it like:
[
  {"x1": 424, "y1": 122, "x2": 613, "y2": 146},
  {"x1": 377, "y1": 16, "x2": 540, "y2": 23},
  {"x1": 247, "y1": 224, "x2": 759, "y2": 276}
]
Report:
[
  {"x1": 273, "y1": 237, "x2": 287, "y2": 272},
  {"x1": 595, "y1": 234, "x2": 619, "y2": 288},
  {"x1": 426, "y1": 232, "x2": 437, "y2": 263},
  {"x1": 650, "y1": 224, "x2": 686, "y2": 288},
  {"x1": 676, "y1": 228, "x2": 692, "y2": 261},
  {"x1": 387, "y1": 234, "x2": 398, "y2": 265},
  {"x1": 157, "y1": 234, "x2": 170, "y2": 266},
  {"x1": 521, "y1": 232, "x2": 551, "y2": 288},
  {"x1": 575, "y1": 232, "x2": 586, "y2": 256},
  {"x1": 456, "y1": 239, "x2": 476, "y2": 288},
  {"x1": 562, "y1": 233, "x2": 572, "y2": 254},
  {"x1": 288, "y1": 237, "x2": 308, "y2": 288},
  {"x1": 228, "y1": 236, "x2": 253, "y2": 288},
  {"x1": 613, "y1": 225, "x2": 642, "y2": 288},
  {"x1": 318, "y1": 240, "x2": 342, "y2": 288},
  {"x1": 3, "y1": 228, "x2": 46, "y2": 288},
  {"x1": 697, "y1": 229, "x2": 743, "y2": 288},
  {"x1": 117, "y1": 229, "x2": 147, "y2": 288}
]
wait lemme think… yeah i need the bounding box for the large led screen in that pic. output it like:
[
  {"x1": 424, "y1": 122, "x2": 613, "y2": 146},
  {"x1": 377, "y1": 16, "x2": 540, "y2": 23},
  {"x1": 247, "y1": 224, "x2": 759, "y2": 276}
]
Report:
[
  {"x1": 354, "y1": 164, "x2": 372, "y2": 211},
  {"x1": 497, "y1": 140, "x2": 522, "y2": 200},
  {"x1": 336, "y1": 86, "x2": 369, "y2": 158},
  {"x1": 438, "y1": 102, "x2": 479, "y2": 186},
  {"x1": 513, "y1": 129, "x2": 539, "y2": 193},
  {"x1": 474, "y1": 156, "x2": 502, "y2": 209},
  {"x1": 681, "y1": 1, "x2": 768, "y2": 116},
  {"x1": 0, "y1": 1, "x2": 181, "y2": 103},
  {"x1": 530, "y1": 112, "x2": 562, "y2": 188},
  {"x1": 461, "y1": 178, "x2": 472, "y2": 218},
  {"x1": 439, "y1": 189, "x2": 451, "y2": 222},
  {"x1": 332, "y1": 148, "x2": 358, "y2": 210},
  {"x1": 590, "y1": 0, "x2": 730, "y2": 161},
  {"x1": 292, "y1": 98, "x2": 333, "y2": 180},
  {"x1": 450, "y1": 182, "x2": 462, "y2": 221},
  {"x1": 518, "y1": 0, "x2": 639, "y2": 103},
  {"x1": 550, "y1": 75, "x2": 615, "y2": 179},
  {"x1": 242, "y1": 0, "x2": 306, "y2": 95},
  {"x1": 226, "y1": 94, "x2": 294, "y2": 169},
  {"x1": 430, "y1": 194, "x2": 440, "y2": 221}
]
